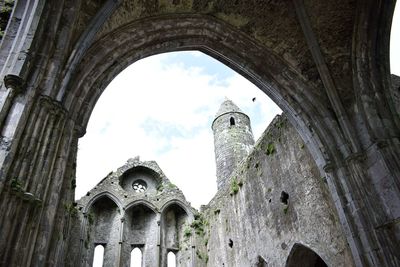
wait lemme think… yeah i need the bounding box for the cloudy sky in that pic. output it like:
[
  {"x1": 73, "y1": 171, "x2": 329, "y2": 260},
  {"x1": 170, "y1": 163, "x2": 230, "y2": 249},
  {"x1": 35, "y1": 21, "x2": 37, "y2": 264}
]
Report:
[
  {"x1": 77, "y1": 6, "x2": 400, "y2": 210},
  {"x1": 76, "y1": 51, "x2": 282, "y2": 209}
]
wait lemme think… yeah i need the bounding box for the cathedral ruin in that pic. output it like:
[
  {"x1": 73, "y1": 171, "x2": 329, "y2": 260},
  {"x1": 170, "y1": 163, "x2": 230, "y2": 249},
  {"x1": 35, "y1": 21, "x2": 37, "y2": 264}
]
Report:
[
  {"x1": 0, "y1": 1, "x2": 399, "y2": 266},
  {"x1": 67, "y1": 99, "x2": 355, "y2": 266}
]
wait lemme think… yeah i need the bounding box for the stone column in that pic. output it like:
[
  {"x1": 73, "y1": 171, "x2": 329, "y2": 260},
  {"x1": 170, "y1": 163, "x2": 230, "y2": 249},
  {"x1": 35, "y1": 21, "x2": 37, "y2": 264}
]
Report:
[
  {"x1": 117, "y1": 215, "x2": 125, "y2": 267},
  {"x1": 0, "y1": 95, "x2": 76, "y2": 266},
  {"x1": 156, "y1": 215, "x2": 161, "y2": 267}
]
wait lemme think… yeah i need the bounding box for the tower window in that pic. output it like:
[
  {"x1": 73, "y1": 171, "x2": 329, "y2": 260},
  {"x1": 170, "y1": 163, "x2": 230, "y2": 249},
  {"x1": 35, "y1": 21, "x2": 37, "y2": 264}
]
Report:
[{"x1": 230, "y1": 117, "x2": 235, "y2": 126}]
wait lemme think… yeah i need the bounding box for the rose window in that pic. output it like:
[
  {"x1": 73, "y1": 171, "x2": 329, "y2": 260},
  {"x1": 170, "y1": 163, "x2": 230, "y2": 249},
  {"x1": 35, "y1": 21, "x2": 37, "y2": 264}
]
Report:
[{"x1": 132, "y1": 180, "x2": 147, "y2": 192}]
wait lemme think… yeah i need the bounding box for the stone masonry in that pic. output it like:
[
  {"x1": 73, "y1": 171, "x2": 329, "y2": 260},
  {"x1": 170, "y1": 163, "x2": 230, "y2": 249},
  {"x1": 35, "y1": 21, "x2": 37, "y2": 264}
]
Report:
[
  {"x1": 0, "y1": 1, "x2": 399, "y2": 266},
  {"x1": 67, "y1": 158, "x2": 196, "y2": 267},
  {"x1": 67, "y1": 100, "x2": 355, "y2": 266}
]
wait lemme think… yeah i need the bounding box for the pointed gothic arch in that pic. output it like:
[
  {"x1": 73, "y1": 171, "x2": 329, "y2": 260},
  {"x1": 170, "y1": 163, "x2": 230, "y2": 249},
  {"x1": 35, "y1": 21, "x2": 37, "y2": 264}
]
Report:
[
  {"x1": 0, "y1": 1, "x2": 398, "y2": 266},
  {"x1": 285, "y1": 243, "x2": 327, "y2": 267},
  {"x1": 122, "y1": 203, "x2": 158, "y2": 267},
  {"x1": 161, "y1": 201, "x2": 192, "y2": 267},
  {"x1": 86, "y1": 194, "x2": 121, "y2": 267},
  {"x1": 84, "y1": 191, "x2": 122, "y2": 214}
]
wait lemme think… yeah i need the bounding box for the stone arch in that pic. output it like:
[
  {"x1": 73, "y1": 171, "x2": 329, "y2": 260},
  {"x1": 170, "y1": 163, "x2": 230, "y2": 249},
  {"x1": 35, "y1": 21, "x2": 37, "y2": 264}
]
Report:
[
  {"x1": 85, "y1": 194, "x2": 121, "y2": 267},
  {"x1": 0, "y1": 1, "x2": 398, "y2": 266},
  {"x1": 65, "y1": 15, "x2": 334, "y2": 170},
  {"x1": 84, "y1": 191, "x2": 122, "y2": 214},
  {"x1": 161, "y1": 199, "x2": 193, "y2": 220},
  {"x1": 285, "y1": 243, "x2": 327, "y2": 267},
  {"x1": 122, "y1": 203, "x2": 158, "y2": 267},
  {"x1": 124, "y1": 199, "x2": 159, "y2": 214},
  {"x1": 160, "y1": 201, "x2": 192, "y2": 267},
  {"x1": 58, "y1": 12, "x2": 398, "y2": 265}
]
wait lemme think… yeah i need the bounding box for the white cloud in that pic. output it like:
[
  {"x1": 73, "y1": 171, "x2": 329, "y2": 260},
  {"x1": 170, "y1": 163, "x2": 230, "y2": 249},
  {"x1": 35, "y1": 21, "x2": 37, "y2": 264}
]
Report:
[{"x1": 76, "y1": 52, "x2": 282, "y2": 208}]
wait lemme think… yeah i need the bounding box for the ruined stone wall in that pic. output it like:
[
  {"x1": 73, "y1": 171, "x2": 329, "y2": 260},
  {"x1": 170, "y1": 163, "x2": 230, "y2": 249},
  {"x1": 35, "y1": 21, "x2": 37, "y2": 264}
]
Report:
[
  {"x1": 199, "y1": 115, "x2": 355, "y2": 267},
  {"x1": 65, "y1": 159, "x2": 196, "y2": 267}
]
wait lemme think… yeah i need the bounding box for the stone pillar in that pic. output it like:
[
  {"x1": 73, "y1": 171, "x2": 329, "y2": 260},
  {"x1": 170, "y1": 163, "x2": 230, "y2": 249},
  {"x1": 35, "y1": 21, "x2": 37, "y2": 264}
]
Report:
[
  {"x1": 156, "y1": 217, "x2": 161, "y2": 267},
  {"x1": 117, "y1": 215, "x2": 125, "y2": 267},
  {"x1": 0, "y1": 95, "x2": 76, "y2": 266},
  {"x1": 46, "y1": 131, "x2": 79, "y2": 266}
]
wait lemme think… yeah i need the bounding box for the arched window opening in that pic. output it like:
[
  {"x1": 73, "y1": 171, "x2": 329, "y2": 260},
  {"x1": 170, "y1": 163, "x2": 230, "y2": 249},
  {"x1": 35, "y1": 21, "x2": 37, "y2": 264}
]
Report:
[
  {"x1": 286, "y1": 243, "x2": 327, "y2": 267},
  {"x1": 92, "y1": 245, "x2": 104, "y2": 267},
  {"x1": 167, "y1": 251, "x2": 176, "y2": 267},
  {"x1": 130, "y1": 247, "x2": 142, "y2": 267},
  {"x1": 76, "y1": 51, "x2": 282, "y2": 210},
  {"x1": 230, "y1": 117, "x2": 235, "y2": 126}
]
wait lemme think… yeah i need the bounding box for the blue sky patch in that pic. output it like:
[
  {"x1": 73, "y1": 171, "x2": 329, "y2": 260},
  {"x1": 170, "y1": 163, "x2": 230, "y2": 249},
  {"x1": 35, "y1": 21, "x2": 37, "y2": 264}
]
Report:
[{"x1": 160, "y1": 51, "x2": 236, "y2": 82}]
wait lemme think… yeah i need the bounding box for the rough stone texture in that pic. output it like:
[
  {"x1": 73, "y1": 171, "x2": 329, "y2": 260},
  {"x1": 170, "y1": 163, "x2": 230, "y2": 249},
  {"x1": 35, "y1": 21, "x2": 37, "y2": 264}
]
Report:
[
  {"x1": 0, "y1": 1, "x2": 399, "y2": 266},
  {"x1": 202, "y1": 114, "x2": 354, "y2": 267},
  {"x1": 66, "y1": 158, "x2": 196, "y2": 267},
  {"x1": 65, "y1": 104, "x2": 355, "y2": 267},
  {"x1": 391, "y1": 74, "x2": 400, "y2": 117},
  {"x1": 212, "y1": 99, "x2": 254, "y2": 190}
]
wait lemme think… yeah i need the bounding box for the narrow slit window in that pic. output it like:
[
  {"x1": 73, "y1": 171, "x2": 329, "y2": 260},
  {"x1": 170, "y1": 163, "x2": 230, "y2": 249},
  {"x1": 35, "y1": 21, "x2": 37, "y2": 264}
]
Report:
[
  {"x1": 230, "y1": 117, "x2": 235, "y2": 126},
  {"x1": 92, "y1": 245, "x2": 104, "y2": 267},
  {"x1": 167, "y1": 251, "x2": 176, "y2": 267},
  {"x1": 130, "y1": 247, "x2": 142, "y2": 267}
]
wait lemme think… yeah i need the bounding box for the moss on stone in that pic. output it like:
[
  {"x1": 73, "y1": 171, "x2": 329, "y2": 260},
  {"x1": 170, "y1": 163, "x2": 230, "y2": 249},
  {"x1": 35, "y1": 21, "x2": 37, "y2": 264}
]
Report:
[
  {"x1": 265, "y1": 142, "x2": 275, "y2": 156},
  {"x1": 230, "y1": 178, "x2": 239, "y2": 195},
  {"x1": 87, "y1": 212, "x2": 94, "y2": 225}
]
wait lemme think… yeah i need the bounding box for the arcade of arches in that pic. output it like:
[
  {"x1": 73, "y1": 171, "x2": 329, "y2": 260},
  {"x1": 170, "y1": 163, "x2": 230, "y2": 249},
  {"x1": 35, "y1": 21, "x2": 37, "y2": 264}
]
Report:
[{"x1": 0, "y1": 0, "x2": 399, "y2": 266}]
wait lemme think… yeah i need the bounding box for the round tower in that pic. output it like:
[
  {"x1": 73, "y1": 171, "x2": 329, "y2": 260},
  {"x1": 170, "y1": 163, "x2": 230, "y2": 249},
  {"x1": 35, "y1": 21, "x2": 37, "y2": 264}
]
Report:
[{"x1": 212, "y1": 98, "x2": 255, "y2": 190}]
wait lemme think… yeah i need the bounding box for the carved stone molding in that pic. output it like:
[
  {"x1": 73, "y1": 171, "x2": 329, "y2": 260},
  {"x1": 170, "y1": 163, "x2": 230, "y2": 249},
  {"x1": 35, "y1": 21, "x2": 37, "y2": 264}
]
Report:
[
  {"x1": 38, "y1": 95, "x2": 68, "y2": 117},
  {"x1": 3, "y1": 74, "x2": 24, "y2": 94},
  {"x1": 323, "y1": 162, "x2": 334, "y2": 173}
]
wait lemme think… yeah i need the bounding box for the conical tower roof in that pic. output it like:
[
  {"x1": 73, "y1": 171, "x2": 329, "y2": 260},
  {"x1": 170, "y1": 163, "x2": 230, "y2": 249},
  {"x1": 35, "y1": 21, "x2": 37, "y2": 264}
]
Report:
[{"x1": 214, "y1": 97, "x2": 244, "y2": 118}]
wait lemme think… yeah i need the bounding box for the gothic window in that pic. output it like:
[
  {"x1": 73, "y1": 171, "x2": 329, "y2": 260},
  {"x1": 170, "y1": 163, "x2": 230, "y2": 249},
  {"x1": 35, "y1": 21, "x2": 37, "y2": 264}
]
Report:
[
  {"x1": 286, "y1": 243, "x2": 327, "y2": 267},
  {"x1": 132, "y1": 180, "x2": 147, "y2": 192},
  {"x1": 230, "y1": 117, "x2": 235, "y2": 126},
  {"x1": 92, "y1": 245, "x2": 104, "y2": 267},
  {"x1": 130, "y1": 247, "x2": 142, "y2": 267},
  {"x1": 167, "y1": 251, "x2": 176, "y2": 267}
]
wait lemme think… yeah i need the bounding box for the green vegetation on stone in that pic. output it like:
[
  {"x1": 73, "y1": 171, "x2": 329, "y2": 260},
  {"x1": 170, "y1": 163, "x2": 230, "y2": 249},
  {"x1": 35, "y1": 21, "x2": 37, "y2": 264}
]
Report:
[
  {"x1": 88, "y1": 212, "x2": 94, "y2": 225},
  {"x1": 64, "y1": 203, "x2": 78, "y2": 217},
  {"x1": 184, "y1": 226, "x2": 192, "y2": 238},
  {"x1": 283, "y1": 205, "x2": 289, "y2": 214},
  {"x1": 230, "y1": 178, "x2": 239, "y2": 196},
  {"x1": 265, "y1": 142, "x2": 275, "y2": 156},
  {"x1": 10, "y1": 178, "x2": 23, "y2": 193},
  {"x1": 191, "y1": 213, "x2": 209, "y2": 237}
]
